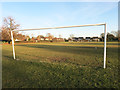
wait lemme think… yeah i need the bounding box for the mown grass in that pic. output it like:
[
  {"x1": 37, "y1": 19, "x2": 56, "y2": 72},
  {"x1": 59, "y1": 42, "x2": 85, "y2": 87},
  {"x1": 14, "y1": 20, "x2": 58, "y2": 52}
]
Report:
[{"x1": 2, "y1": 42, "x2": 119, "y2": 88}]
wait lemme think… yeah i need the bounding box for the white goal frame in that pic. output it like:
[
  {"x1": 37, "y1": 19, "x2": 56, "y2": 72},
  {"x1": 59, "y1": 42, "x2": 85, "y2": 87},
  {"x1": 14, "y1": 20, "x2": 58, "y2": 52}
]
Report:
[{"x1": 11, "y1": 23, "x2": 107, "y2": 68}]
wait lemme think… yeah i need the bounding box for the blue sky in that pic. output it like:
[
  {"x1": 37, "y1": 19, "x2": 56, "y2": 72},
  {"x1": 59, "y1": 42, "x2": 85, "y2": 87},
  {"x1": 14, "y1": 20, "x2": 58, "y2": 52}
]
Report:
[{"x1": 2, "y1": 2, "x2": 118, "y2": 38}]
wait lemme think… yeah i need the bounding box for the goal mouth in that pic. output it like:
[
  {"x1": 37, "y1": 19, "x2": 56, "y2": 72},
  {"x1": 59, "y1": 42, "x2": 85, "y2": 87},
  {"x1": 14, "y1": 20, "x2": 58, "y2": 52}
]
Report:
[{"x1": 11, "y1": 23, "x2": 107, "y2": 68}]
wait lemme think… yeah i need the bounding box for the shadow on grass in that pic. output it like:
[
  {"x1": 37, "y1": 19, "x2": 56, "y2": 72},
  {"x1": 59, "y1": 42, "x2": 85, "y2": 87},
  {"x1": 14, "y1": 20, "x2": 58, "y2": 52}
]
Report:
[{"x1": 16, "y1": 44, "x2": 104, "y2": 56}]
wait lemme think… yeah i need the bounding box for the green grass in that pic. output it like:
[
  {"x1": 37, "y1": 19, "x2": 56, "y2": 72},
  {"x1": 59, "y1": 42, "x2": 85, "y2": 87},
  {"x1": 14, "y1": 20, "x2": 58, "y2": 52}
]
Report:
[{"x1": 2, "y1": 42, "x2": 119, "y2": 88}]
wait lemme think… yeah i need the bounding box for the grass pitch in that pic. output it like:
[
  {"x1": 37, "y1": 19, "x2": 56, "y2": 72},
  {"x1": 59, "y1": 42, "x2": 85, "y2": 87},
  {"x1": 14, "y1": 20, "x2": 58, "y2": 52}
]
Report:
[{"x1": 2, "y1": 42, "x2": 119, "y2": 88}]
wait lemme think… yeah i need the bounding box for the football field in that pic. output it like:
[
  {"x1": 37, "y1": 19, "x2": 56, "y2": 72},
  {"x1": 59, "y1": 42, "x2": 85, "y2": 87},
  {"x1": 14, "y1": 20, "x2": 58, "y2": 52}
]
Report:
[{"x1": 2, "y1": 42, "x2": 119, "y2": 88}]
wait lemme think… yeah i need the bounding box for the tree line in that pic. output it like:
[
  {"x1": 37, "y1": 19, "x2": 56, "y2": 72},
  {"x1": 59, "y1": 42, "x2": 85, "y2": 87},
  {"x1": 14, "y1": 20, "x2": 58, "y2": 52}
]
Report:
[{"x1": 0, "y1": 17, "x2": 120, "y2": 44}]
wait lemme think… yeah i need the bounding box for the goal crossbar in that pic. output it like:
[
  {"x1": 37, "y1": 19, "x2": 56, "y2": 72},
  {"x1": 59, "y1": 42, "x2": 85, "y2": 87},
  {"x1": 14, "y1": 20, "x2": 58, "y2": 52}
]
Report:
[
  {"x1": 11, "y1": 23, "x2": 107, "y2": 68},
  {"x1": 13, "y1": 23, "x2": 105, "y2": 31}
]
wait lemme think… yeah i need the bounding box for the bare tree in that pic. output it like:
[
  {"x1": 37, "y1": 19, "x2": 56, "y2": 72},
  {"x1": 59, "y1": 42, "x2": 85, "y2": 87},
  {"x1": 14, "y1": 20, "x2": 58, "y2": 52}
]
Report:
[
  {"x1": 111, "y1": 31, "x2": 118, "y2": 37},
  {"x1": 100, "y1": 33, "x2": 104, "y2": 38},
  {"x1": 1, "y1": 17, "x2": 20, "y2": 44},
  {"x1": 46, "y1": 33, "x2": 54, "y2": 38},
  {"x1": 16, "y1": 33, "x2": 27, "y2": 41}
]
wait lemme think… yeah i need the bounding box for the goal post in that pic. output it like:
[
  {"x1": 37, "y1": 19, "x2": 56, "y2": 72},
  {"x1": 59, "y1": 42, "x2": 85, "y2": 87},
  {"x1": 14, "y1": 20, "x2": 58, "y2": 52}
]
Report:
[
  {"x1": 104, "y1": 23, "x2": 107, "y2": 69},
  {"x1": 11, "y1": 23, "x2": 107, "y2": 68},
  {"x1": 11, "y1": 30, "x2": 16, "y2": 60}
]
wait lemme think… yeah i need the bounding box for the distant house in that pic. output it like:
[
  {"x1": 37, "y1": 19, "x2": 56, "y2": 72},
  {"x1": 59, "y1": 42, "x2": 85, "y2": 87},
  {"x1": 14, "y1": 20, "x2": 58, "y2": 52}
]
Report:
[
  {"x1": 92, "y1": 37, "x2": 100, "y2": 42},
  {"x1": 71, "y1": 37, "x2": 84, "y2": 42},
  {"x1": 44, "y1": 37, "x2": 52, "y2": 41},
  {"x1": 85, "y1": 37, "x2": 91, "y2": 42},
  {"x1": 69, "y1": 36, "x2": 101, "y2": 42},
  {"x1": 49, "y1": 37, "x2": 53, "y2": 41},
  {"x1": 44, "y1": 37, "x2": 49, "y2": 41},
  {"x1": 78, "y1": 37, "x2": 84, "y2": 42},
  {"x1": 72, "y1": 37, "x2": 79, "y2": 42},
  {"x1": 53, "y1": 37, "x2": 64, "y2": 42},
  {"x1": 57, "y1": 38, "x2": 64, "y2": 41},
  {"x1": 40, "y1": 38, "x2": 44, "y2": 41},
  {"x1": 37, "y1": 37, "x2": 44, "y2": 41},
  {"x1": 37, "y1": 35, "x2": 44, "y2": 41}
]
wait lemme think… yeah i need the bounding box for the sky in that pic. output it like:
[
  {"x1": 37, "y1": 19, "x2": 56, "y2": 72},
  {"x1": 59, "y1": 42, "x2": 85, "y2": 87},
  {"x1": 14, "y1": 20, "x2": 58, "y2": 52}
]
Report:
[{"x1": 1, "y1": 2, "x2": 118, "y2": 38}]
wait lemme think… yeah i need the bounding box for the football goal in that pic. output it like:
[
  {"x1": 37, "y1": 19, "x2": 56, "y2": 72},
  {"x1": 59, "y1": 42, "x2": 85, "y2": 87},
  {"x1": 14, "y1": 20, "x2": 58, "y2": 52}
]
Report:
[{"x1": 11, "y1": 23, "x2": 107, "y2": 68}]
